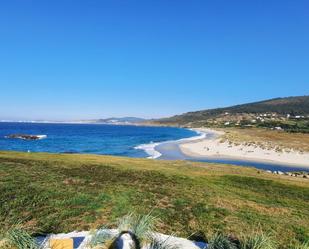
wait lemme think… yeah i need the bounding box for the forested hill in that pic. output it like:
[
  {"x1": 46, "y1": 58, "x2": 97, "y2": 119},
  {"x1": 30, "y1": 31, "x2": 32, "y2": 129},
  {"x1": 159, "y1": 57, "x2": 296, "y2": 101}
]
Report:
[{"x1": 155, "y1": 96, "x2": 309, "y2": 126}]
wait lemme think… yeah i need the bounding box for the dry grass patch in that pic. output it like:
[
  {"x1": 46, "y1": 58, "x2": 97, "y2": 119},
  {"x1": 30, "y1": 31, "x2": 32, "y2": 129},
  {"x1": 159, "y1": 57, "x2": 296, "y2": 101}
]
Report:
[{"x1": 220, "y1": 128, "x2": 309, "y2": 152}]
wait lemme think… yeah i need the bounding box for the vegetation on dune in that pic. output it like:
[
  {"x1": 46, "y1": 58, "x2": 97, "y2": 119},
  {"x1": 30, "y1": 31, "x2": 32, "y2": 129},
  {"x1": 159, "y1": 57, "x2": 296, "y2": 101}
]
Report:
[
  {"x1": 221, "y1": 128, "x2": 309, "y2": 152},
  {"x1": 0, "y1": 151, "x2": 308, "y2": 248}
]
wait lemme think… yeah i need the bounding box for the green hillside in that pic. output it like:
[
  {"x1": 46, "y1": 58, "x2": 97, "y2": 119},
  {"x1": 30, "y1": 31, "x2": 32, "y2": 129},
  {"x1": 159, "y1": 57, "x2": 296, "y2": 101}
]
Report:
[
  {"x1": 155, "y1": 96, "x2": 309, "y2": 129},
  {"x1": 0, "y1": 151, "x2": 308, "y2": 248}
]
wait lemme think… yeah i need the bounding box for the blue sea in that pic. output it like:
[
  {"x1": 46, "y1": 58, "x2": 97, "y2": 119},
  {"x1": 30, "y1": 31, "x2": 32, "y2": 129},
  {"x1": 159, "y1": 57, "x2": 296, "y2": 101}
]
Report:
[{"x1": 0, "y1": 122, "x2": 197, "y2": 157}]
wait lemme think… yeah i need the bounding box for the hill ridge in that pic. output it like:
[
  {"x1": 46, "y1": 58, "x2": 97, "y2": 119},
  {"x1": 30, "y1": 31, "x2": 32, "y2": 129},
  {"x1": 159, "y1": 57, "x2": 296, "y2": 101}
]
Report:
[{"x1": 155, "y1": 95, "x2": 309, "y2": 127}]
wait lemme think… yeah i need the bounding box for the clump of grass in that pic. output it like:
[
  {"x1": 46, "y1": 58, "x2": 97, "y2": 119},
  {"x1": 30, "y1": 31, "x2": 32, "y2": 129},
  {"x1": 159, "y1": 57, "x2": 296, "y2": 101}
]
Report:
[
  {"x1": 117, "y1": 212, "x2": 156, "y2": 242},
  {"x1": 288, "y1": 242, "x2": 309, "y2": 249},
  {"x1": 0, "y1": 227, "x2": 38, "y2": 249},
  {"x1": 148, "y1": 236, "x2": 179, "y2": 249},
  {"x1": 240, "y1": 232, "x2": 277, "y2": 249},
  {"x1": 89, "y1": 212, "x2": 157, "y2": 248},
  {"x1": 207, "y1": 233, "x2": 237, "y2": 249},
  {"x1": 88, "y1": 227, "x2": 116, "y2": 249}
]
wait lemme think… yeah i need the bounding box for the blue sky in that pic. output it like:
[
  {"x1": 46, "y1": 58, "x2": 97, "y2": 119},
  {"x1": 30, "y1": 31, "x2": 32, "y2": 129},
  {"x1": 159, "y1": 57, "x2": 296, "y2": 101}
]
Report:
[{"x1": 0, "y1": 0, "x2": 308, "y2": 120}]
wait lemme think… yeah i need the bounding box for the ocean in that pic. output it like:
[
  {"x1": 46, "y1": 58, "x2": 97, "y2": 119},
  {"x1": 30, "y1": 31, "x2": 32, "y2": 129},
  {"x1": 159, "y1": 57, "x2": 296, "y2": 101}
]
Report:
[{"x1": 0, "y1": 122, "x2": 197, "y2": 157}]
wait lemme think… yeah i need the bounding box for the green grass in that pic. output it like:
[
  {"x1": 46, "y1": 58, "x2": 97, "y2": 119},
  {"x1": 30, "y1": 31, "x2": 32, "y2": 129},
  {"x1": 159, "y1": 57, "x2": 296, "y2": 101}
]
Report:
[
  {"x1": 207, "y1": 233, "x2": 237, "y2": 249},
  {"x1": 0, "y1": 226, "x2": 39, "y2": 249},
  {"x1": 0, "y1": 151, "x2": 308, "y2": 248},
  {"x1": 240, "y1": 232, "x2": 277, "y2": 249}
]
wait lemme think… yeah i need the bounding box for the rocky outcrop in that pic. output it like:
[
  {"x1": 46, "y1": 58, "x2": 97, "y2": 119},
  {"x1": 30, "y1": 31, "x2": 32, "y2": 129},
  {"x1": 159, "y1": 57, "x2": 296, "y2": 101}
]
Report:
[
  {"x1": 266, "y1": 170, "x2": 309, "y2": 178},
  {"x1": 5, "y1": 134, "x2": 47, "y2": 140}
]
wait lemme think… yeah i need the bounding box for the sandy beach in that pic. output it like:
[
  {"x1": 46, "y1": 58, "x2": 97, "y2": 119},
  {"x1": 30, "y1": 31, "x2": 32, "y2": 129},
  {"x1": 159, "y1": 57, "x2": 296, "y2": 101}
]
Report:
[{"x1": 179, "y1": 128, "x2": 309, "y2": 168}]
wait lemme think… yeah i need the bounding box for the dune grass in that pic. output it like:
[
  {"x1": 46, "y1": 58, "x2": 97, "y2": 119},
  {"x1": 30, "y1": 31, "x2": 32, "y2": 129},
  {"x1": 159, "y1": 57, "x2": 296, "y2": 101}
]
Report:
[
  {"x1": 0, "y1": 151, "x2": 308, "y2": 248},
  {"x1": 221, "y1": 128, "x2": 309, "y2": 152}
]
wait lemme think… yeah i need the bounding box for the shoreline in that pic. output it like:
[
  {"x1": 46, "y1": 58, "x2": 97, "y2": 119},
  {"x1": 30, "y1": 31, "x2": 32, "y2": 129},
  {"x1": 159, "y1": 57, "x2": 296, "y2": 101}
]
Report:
[
  {"x1": 135, "y1": 128, "x2": 207, "y2": 159},
  {"x1": 179, "y1": 128, "x2": 309, "y2": 169},
  {"x1": 135, "y1": 127, "x2": 309, "y2": 171}
]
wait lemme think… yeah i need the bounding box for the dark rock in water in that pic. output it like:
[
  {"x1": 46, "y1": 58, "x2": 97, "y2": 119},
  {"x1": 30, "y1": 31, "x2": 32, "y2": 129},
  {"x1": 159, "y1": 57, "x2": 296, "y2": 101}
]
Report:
[{"x1": 5, "y1": 134, "x2": 47, "y2": 140}]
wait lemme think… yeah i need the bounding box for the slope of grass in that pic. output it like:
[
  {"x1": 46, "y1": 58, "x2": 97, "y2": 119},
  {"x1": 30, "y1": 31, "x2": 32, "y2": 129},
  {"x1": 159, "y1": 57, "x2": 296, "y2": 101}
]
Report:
[{"x1": 0, "y1": 151, "x2": 308, "y2": 248}]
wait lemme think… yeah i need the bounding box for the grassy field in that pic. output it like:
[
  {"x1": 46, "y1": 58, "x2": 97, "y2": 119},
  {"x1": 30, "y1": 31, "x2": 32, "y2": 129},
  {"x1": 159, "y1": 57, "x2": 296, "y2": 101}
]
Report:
[
  {"x1": 221, "y1": 128, "x2": 309, "y2": 152},
  {"x1": 0, "y1": 151, "x2": 308, "y2": 247}
]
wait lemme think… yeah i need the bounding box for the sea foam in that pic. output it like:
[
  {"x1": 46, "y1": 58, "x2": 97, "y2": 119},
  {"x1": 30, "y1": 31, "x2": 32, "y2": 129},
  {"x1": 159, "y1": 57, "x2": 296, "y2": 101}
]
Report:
[
  {"x1": 135, "y1": 129, "x2": 207, "y2": 159},
  {"x1": 134, "y1": 142, "x2": 162, "y2": 159}
]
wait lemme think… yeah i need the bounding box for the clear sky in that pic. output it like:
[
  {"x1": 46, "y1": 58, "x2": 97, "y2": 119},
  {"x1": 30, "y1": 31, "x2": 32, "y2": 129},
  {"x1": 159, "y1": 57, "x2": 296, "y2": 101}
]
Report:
[{"x1": 0, "y1": 0, "x2": 308, "y2": 120}]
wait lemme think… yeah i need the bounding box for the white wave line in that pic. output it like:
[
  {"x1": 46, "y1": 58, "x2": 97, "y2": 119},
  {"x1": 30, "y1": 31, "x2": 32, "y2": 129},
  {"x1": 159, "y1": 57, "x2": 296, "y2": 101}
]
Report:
[
  {"x1": 134, "y1": 142, "x2": 162, "y2": 159},
  {"x1": 134, "y1": 129, "x2": 207, "y2": 159}
]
